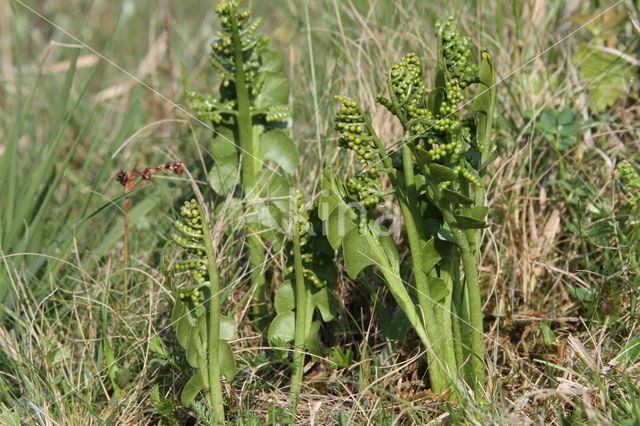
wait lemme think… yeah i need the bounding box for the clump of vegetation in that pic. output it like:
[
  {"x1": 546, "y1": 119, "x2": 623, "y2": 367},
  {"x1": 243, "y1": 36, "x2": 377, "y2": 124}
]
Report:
[
  {"x1": 319, "y1": 17, "x2": 495, "y2": 396},
  {"x1": 187, "y1": 0, "x2": 298, "y2": 325},
  {"x1": 1, "y1": 1, "x2": 639, "y2": 425},
  {"x1": 169, "y1": 198, "x2": 235, "y2": 423}
]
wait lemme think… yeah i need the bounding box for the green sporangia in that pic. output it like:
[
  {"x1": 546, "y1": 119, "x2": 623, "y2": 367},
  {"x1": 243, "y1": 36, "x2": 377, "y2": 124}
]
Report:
[
  {"x1": 170, "y1": 199, "x2": 236, "y2": 423},
  {"x1": 187, "y1": 0, "x2": 298, "y2": 325},
  {"x1": 320, "y1": 17, "x2": 496, "y2": 397}
]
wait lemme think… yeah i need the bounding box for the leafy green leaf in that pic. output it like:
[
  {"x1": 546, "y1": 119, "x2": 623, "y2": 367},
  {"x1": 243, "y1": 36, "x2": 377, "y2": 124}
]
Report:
[
  {"x1": 176, "y1": 307, "x2": 195, "y2": 350},
  {"x1": 441, "y1": 188, "x2": 473, "y2": 205},
  {"x1": 171, "y1": 299, "x2": 185, "y2": 326},
  {"x1": 574, "y1": 45, "x2": 636, "y2": 112},
  {"x1": 180, "y1": 373, "x2": 204, "y2": 406},
  {"x1": 311, "y1": 287, "x2": 338, "y2": 322},
  {"x1": 219, "y1": 340, "x2": 236, "y2": 380},
  {"x1": 260, "y1": 47, "x2": 284, "y2": 73},
  {"x1": 209, "y1": 126, "x2": 239, "y2": 194},
  {"x1": 379, "y1": 232, "x2": 399, "y2": 270},
  {"x1": 258, "y1": 168, "x2": 292, "y2": 212},
  {"x1": 455, "y1": 205, "x2": 488, "y2": 229},
  {"x1": 342, "y1": 228, "x2": 378, "y2": 279},
  {"x1": 268, "y1": 311, "x2": 296, "y2": 344},
  {"x1": 429, "y1": 163, "x2": 459, "y2": 183},
  {"x1": 275, "y1": 280, "x2": 295, "y2": 313},
  {"x1": 260, "y1": 129, "x2": 299, "y2": 173},
  {"x1": 421, "y1": 238, "x2": 442, "y2": 274},
  {"x1": 209, "y1": 162, "x2": 239, "y2": 195},
  {"x1": 220, "y1": 315, "x2": 238, "y2": 341},
  {"x1": 326, "y1": 206, "x2": 357, "y2": 250},
  {"x1": 303, "y1": 321, "x2": 322, "y2": 355},
  {"x1": 186, "y1": 320, "x2": 206, "y2": 368},
  {"x1": 428, "y1": 277, "x2": 450, "y2": 303},
  {"x1": 256, "y1": 72, "x2": 290, "y2": 108}
]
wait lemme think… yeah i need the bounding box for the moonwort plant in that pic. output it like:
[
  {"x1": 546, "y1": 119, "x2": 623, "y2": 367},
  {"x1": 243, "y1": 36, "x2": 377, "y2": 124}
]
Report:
[
  {"x1": 170, "y1": 199, "x2": 237, "y2": 422},
  {"x1": 187, "y1": 0, "x2": 297, "y2": 324},
  {"x1": 319, "y1": 17, "x2": 495, "y2": 396},
  {"x1": 267, "y1": 193, "x2": 337, "y2": 411}
]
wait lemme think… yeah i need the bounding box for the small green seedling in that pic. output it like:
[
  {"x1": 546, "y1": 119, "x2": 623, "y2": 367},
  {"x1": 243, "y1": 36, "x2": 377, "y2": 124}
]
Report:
[
  {"x1": 319, "y1": 17, "x2": 496, "y2": 396},
  {"x1": 188, "y1": 0, "x2": 298, "y2": 324},
  {"x1": 170, "y1": 199, "x2": 236, "y2": 423}
]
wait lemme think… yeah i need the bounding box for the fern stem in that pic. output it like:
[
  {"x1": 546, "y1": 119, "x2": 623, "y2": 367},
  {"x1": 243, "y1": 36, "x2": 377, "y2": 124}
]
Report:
[
  {"x1": 197, "y1": 203, "x2": 225, "y2": 423},
  {"x1": 290, "y1": 213, "x2": 307, "y2": 411},
  {"x1": 229, "y1": 6, "x2": 267, "y2": 324}
]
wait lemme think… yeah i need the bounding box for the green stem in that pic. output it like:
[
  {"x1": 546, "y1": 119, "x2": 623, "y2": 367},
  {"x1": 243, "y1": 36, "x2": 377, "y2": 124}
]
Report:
[
  {"x1": 123, "y1": 195, "x2": 130, "y2": 304},
  {"x1": 366, "y1": 118, "x2": 455, "y2": 393},
  {"x1": 290, "y1": 217, "x2": 307, "y2": 411},
  {"x1": 229, "y1": 11, "x2": 267, "y2": 323},
  {"x1": 198, "y1": 204, "x2": 225, "y2": 423},
  {"x1": 442, "y1": 209, "x2": 486, "y2": 393}
]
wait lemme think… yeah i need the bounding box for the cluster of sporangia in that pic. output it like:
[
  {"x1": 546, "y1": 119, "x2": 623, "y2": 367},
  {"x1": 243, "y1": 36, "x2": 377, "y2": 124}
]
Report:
[
  {"x1": 188, "y1": 1, "x2": 290, "y2": 126},
  {"x1": 616, "y1": 161, "x2": 640, "y2": 206},
  {"x1": 212, "y1": 1, "x2": 265, "y2": 96},
  {"x1": 172, "y1": 199, "x2": 209, "y2": 307},
  {"x1": 381, "y1": 20, "x2": 481, "y2": 190},
  {"x1": 334, "y1": 96, "x2": 384, "y2": 211},
  {"x1": 285, "y1": 193, "x2": 326, "y2": 288}
]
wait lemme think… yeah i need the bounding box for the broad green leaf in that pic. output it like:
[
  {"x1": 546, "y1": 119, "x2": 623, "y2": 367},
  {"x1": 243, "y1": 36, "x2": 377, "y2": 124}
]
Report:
[
  {"x1": 421, "y1": 238, "x2": 442, "y2": 274},
  {"x1": 260, "y1": 47, "x2": 284, "y2": 73},
  {"x1": 220, "y1": 315, "x2": 238, "y2": 341},
  {"x1": 311, "y1": 287, "x2": 338, "y2": 322},
  {"x1": 260, "y1": 129, "x2": 299, "y2": 173},
  {"x1": 209, "y1": 126, "x2": 239, "y2": 194},
  {"x1": 437, "y1": 228, "x2": 456, "y2": 243},
  {"x1": 318, "y1": 189, "x2": 339, "y2": 221},
  {"x1": 149, "y1": 335, "x2": 168, "y2": 359},
  {"x1": 275, "y1": 280, "x2": 295, "y2": 313},
  {"x1": 428, "y1": 277, "x2": 450, "y2": 303},
  {"x1": 429, "y1": 163, "x2": 459, "y2": 183},
  {"x1": 574, "y1": 45, "x2": 636, "y2": 112},
  {"x1": 180, "y1": 373, "x2": 204, "y2": 406},
  {"x1": 219, "y1": 340, "x2": 236, "y2": 380},
  {"x1": 268, "y1": 311, "x2": 296, "y2": 344},
  {"x1": 441, "y1": 188, "x2": 473, "y2": 205},
  {"x1": 171, "y1": 299, "x2": 185, "y2": 325},
  {"x1": 209, "y1": 162, "x2": 238, "y2": 195},
  {"x1": 454, "y1": 214, "x2": 487, "y2": 229},
  {"x1": 186, "y1": 322, "x2": 205, "y2": 368},
  {"x1": 304, "y1": 321, "x2": 322, "y2": 355},
  {"x1": 318, "y1": 169, "x2": 349, "y2": 220},
  {"x1": 472, "y1": 51, "x2": 495, "y2": 116},
  {"x1": 258, "y1": 168, "x2": 292, "y2": 212},
  {"x1": 176, "y1": 309, "x2": 195, "y2": 350},
  {"x1": 455, "y1": 205, "x2": 489, "y2": 229},
  {"x1": 246, "y1": 202, "x2": 282, "y2": 231},
  {"x1": 256, "y1": 72, "x2": 290, "y2": 108},
  {"x1": 326, "y1": 206, "x2": 357, "y2": 250},
  {"x1": 379, "y1": 232, "x2": 399, "y2": 270},
  {"x1": 342, "y1": 228, "x2": 378, "y2": 279},
  {"x1": 210, "y1": 126, "x2": 237, "y2": 160},
  {"x1": 460, "y1": 205, "x2": 488, "y2": 221}
]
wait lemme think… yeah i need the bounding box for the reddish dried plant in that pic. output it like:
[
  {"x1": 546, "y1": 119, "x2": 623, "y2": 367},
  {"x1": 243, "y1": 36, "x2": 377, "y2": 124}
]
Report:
[
  {"x1": 116, "y1": 161, "x2": 184, "y2": 192},
  {"x1": 115, "y1": 161, "x2": 184, "y2": 300}
]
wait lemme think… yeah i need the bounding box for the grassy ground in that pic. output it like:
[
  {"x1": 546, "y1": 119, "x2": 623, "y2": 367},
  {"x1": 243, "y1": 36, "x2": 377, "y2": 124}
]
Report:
[{"x1": 1, "y1": 0, "x2": 639, "y2": 424}]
